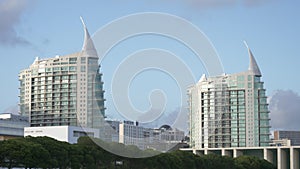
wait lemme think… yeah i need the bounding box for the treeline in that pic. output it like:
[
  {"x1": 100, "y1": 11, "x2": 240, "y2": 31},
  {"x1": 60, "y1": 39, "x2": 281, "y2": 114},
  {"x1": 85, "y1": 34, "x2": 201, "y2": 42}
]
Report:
[{"x1": 0, "y1": 136, "x2": 276, "y2": 169}]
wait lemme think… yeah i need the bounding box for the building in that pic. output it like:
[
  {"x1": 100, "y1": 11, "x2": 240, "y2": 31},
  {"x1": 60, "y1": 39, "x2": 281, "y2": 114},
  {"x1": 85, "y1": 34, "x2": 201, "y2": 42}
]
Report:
[
  {"x1": 270, "y1": 138, "x2": 291, "y2": 147},
  {"x1": 24, "y1": 126, "x2": 99, "y2": 144},
  {"x1": 18, "y1": 18, "x2": 105, "y2": 129},
  {"x1": 0, "y1": 113, "x2": 29, "y2": 140},
  {"x1": 180, "y1": 146, "x2": 300, "y2": 169},
  {"x1": 274, "y1": 131, "x2": 300, "y2": 146},
  {"x1": 105, "y1": 120, "x2": 185, "y2": 151},
  {"x1": 188, "y1": 45, "x2": 270, "y2": 148},
  {"x1": 118, "y1": 121, "x2": 150, "y2": 150}
]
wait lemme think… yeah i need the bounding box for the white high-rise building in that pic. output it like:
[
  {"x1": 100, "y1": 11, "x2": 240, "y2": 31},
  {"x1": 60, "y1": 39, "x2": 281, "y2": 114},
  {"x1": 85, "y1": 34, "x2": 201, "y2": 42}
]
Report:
[
  {"x1": 188, "y1": 46, "x2": 270, "y2": 148},
  {"x1": 19, "y1": 18, "x2": 105, "y2": 129}
]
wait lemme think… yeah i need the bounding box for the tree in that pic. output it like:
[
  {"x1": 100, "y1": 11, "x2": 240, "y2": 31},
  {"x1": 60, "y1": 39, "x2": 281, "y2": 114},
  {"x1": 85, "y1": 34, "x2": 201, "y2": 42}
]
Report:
[
  {"x1": 25, "y1": 136, "x2": 70, "y2": 168},
  {"x1": 234, "y1": 156, "x2": 276, "y2": 169},
  {"x1": 201, "y1": 154, "x2": 236, "y2": 169}
]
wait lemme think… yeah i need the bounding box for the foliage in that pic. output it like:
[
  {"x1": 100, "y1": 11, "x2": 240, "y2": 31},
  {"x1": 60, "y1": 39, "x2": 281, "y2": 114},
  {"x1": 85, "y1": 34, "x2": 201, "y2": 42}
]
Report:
[
  {"x1": 0, "y1": 136, "x2": 276, "y2": 169},
  {"x1": 234, "y1": 155, "x2": 276, "y2": 169}
]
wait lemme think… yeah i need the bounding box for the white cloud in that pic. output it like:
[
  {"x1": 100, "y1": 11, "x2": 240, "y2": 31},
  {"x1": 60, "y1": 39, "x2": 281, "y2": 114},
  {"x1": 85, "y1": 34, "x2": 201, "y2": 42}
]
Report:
[
  {"x1": 269, "y1": 90, "x2": 300, "y2": 130},
  {"x1": 0, "y1": 0, "x2": 32, "y2": 46}
]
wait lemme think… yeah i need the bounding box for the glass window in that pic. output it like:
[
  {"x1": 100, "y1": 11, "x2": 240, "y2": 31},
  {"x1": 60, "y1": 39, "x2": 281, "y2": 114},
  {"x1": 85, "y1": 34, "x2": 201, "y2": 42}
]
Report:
[
  {"x1": 237, "y1": 83, "x2": 244, "y2": 88},
  {"x1": 254, "y1": 76, "x2": 260, "y2": 82},
  {"x1": 248, "y1": 75, "x2": 252, "y2": 81},
  {"x1": 69, "y1": 57, "x2": 77, "y2": 63},
  {"x1": 70, "y1": 75, "x2": 77, "y2": 80},
  {"x1": 46, "y1": 68, "x2": 52, "y2": 72},
  {"x1": 81, "y1": 57, "x2": 86, "y2": 64},
  {"x1": 69, "y1": 66, "x2": 76, "y2": 71},
  {"x1": 81, "y1": 66, "x2": 86, "y2": 72},
  {"x1": 62, "y1": 75, "x2": 68, "y2": 80},
  {"x1": 88, "y1": 58, "x2": 98, "y2": 64},
  {"x1": 248, "y1": 83, "x2": 252, "y2": 88},
  {"x1": 237, "y1": 75, "x2": 244, "y2": 81},
  {"x1": 53, "y1": 67, "x2": 60, "y2": 72},
  {"x1": 61, "y1": 66, "x2": 68, "y2": 71}
]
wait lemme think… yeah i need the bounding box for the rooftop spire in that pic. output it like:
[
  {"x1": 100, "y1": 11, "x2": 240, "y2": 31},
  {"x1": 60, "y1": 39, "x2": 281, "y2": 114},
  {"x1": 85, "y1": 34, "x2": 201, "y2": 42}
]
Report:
[
  {"x1": 80, "y1": 16, "x2": 97, "y2": 56},
  {"x1": 244, "y1": 41, "x2": 261, "y2": 76}
]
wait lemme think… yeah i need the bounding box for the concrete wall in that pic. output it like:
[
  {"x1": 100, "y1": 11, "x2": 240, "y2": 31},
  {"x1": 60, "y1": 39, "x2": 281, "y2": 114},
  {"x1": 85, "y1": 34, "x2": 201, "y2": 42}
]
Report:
[
  {"x1": 24, "y1": 126, "x2": 99, "y2": 144},
  {"x1": 180, "y1": 146, "x2": 300, "y2": 169}
]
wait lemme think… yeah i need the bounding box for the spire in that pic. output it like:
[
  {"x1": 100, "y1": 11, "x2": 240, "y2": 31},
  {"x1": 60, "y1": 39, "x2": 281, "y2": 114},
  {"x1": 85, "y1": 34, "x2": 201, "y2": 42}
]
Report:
[
  {"x1": 244, "y1": 41, "x2": 261, "y2": 76},
  {"x1": 198, "y1": 74, "x2": 206, "y2": 83},
  {"x1": 80, "y1": 17, "x2": 97, "y2": 56}
]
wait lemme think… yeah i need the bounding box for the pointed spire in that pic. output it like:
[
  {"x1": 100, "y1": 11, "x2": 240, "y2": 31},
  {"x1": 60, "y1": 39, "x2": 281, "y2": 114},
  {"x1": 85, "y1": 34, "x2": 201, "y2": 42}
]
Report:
[
  {"x1": 198, "y1": 74, "x2": 206, "y2": 82},
  {"x1": 244, "y1": 41, "x2": 261, "y2": 76},
  {"x1": 80, "y1": 16, "x2": 97, "y2": 56}
]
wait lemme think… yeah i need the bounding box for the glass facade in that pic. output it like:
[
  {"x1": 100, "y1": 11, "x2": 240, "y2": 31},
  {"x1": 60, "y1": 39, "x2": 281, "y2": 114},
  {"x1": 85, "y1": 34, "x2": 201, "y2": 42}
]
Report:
[
  {"x1": 19, "y1": 53, "x2": 105, "y2": 128},
  {"x1": 188, "y1": 61, "x2": 271, "y2": 148}
]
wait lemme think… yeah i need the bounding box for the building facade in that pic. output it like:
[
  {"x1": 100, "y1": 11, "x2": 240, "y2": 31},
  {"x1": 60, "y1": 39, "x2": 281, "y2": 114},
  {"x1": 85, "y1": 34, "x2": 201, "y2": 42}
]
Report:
[
  {"x1": 0, "y1": 113, "x2": 29, "y2": 140},
  {"x1": 24, "y1": 126, "x2": 100, "y2": 144},
  {"x1": 19, "y1": 18, "x2": 105, "y2": 129},
  {"x1": 105, "y1": 120, "x2": 185, "y2": 151},
  {"x1": 274, "y1": 130, "x2": 300, "y2": 146},
  {"x1": 188, "y1": 46, "x2": 270, "y2": 148}
]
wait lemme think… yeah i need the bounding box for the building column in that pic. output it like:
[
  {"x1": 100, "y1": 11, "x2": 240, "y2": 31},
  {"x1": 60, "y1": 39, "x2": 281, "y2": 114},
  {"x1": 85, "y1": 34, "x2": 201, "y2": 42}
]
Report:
[
  {"x1": 278, "y1": 148, "x2": 287, "y2": 169},
  {"x1": 263, "y1": 148, "x2": 274, "y2": 164},
  {"x1": 192, "y1": 149, "x2": 197, "y2": 155},
  {"x1": 222, "y1": 149, "x2": 232, "y2": 157},
  {"x1": 233, "y1": 149, "x2": 243, "y2": 158},
  {"x1": 277, "y1": 148, "x2": 282, "y2": 169},
  {"x1": 290, "y1": 147, "x2": 299, "y2": 169},
  {"x1": 204, "y1": 149, "x2": 208, "y2": 155}
]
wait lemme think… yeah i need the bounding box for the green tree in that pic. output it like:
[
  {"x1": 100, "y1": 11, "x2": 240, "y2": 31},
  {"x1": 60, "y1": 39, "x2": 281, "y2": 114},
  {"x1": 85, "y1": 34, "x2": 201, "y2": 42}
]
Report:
[
  {"x1": 234, "y1": 155, "x2": 276, "y2": 169},
  {"x1": 68, "y1": 145, "x2": 84, "y2": 169},
  {"x1": 25, "y1": 136, "x2": 70, "y2": 168},
  {"x1": 0, "y1": 139, "x2": 27, "y2": 169},
  {"x1": 201, "y1": 153, "x2": 236, "y2": 169}
]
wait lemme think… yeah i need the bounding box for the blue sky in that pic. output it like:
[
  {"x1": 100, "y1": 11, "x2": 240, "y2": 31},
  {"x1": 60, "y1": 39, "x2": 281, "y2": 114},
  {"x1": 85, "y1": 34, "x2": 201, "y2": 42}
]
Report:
[{"x1": 0, "y1": 0, "x2": 299, "y2": 129}]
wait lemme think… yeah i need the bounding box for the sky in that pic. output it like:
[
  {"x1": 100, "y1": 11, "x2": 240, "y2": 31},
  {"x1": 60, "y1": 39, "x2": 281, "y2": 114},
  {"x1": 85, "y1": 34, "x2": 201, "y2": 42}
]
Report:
[{"x1": 0, "y1": 0, "x2": 299, "y2": 130}]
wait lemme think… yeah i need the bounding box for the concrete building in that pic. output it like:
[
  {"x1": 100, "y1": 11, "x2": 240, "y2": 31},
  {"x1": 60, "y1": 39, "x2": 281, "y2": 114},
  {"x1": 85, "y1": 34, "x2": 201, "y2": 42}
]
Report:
[
  {"x1": 105, "y1": 120, "x2": 185, "y2": 151},
  {"x1": 18, "y1": 18, "x2": 105, "y2": 129},
  {"x1": 274, "y1": 131, "x2": 300, "y2": 146},
  {"x1": 181, "y1": 146, "x2": 300, "y2": 169},
  {"x1": 270, "y1": 139, "x2": 292, "y2": 147},
  {"x1": 0, "y1": 113, "x2": 29, "y2": 140},
  {"x1": 188, "y1": 45, "x2": 270, "y2": 148},
  {"x1": 24, "y1": 126, "x2": 99, "y2": 144}
]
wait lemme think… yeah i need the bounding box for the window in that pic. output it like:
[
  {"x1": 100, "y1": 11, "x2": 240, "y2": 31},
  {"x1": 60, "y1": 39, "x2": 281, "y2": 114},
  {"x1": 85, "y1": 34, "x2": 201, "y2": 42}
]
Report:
[
  {"x1": 73, "y1": 131, "x2": 94, "y2": 137},
  {"x1": 81, "y1": 66, "x2": 86, "y2": 72},
  {"x1": 61, "y1": 66, "x2": 68, "y2": 71},
  {"x1": 69, "y1": 66, "x2": 76, "y2": 71},
  {"x1": 53, "y1": 67, "x2": 60, "y2": 72},
  {"x1": 81, "y1": 57, "x2": 86, "y2": 64},
  {"x1": 88, "y1": 58, "x2": 98, "y2": 64},
  {"x1": 248, "y1": 75, "x2": 252, "y2": 81},
  {"x1": 46, "y1": 68, "x2": 52, "y2": 72},
  {"x1": 237, "y1": 75, "x2": 244, "y2": 81},
  {"x1": 69, "y1": 57, "x2": 77, "y2": 64}
]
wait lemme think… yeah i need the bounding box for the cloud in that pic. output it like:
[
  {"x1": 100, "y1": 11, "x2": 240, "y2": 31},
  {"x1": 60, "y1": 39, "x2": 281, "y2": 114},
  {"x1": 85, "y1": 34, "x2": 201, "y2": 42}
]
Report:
[
  {"x1": 269, "y1": 90, "x2": 300, "y2": 130},
  {"x1": 0, "y1": 0, "x2": 32, "y2": 46},
  {"x1": 140, "y1": 107, "x2": 188, "y2": 133}
]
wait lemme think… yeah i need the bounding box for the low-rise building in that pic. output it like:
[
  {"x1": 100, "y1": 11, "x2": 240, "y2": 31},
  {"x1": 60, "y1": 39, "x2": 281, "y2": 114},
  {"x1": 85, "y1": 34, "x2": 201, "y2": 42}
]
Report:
[
  {"x1": 24, "y1": 126, "x2": 99, "y2": 144},
  {"x1": 0, "y1": 113, "x2": 29, "y2": 140},
  {"x1": 274, "y1": 130, "x2": 300, "y2": 146},
  {"x1": 105, "y1": 120, "x2": 185, "y2": 151},
  {"x1": 270, "y1": 138, "x2": 291, "y2": 147}
]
